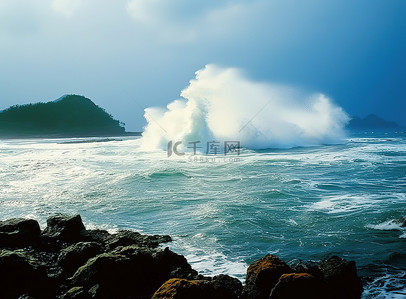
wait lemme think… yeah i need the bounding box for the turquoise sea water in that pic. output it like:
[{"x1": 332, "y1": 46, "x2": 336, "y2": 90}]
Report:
[{"x1": 0, "y1": 132, "x2": 405, "y2": 298}]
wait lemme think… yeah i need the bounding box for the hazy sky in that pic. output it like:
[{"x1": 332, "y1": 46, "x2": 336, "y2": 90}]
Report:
[{"x1": 0, "y1": 0, "x2": 405, "y2": 130}]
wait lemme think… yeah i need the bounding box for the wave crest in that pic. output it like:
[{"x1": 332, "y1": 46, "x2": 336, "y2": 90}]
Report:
[{"x1": 141, "y1": 64, "x2": 349, "y2": 150}]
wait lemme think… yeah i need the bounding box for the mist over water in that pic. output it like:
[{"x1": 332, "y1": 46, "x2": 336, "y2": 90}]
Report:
[{"x1": 141, "y1": 64, "x2": 349, "y2": 150}]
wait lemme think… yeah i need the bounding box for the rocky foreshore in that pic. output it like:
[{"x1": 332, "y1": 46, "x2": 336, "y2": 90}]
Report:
[{"x1": 0, "y1": 215, "x2": 363, "y2": 299}]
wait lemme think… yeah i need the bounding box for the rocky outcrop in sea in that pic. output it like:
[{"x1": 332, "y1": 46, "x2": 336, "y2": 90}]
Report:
[{"x1": 0, "y1": 215, "x2": 363, "y2": 298}]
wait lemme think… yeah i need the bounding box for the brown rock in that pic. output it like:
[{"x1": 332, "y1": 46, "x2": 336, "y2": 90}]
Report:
[
  {"x1": 152, "y1": 278, "x2": 214, "y2": 299},
  {"x1": 152, "y1": 274, "x2": 242, "y2": 299},
  {"x1": 241, "y1": 254, "x2": 292, "y2": 299}
]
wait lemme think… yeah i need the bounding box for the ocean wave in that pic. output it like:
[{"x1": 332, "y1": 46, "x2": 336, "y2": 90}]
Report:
[
  {"x1": 366, "y1": 220, "x2": 404, "y2": 231},
  {"x1": 362, "y1": 271, "x2": 406, "y2": 299},
  {"x1": 169, "y1": 236, "x2": 248, "y2": 281},
  {"x1": 147, "y1": 170, "x2": 190, "y2": 179},
  {"x1": 310, "y1": 194, "x2": 375, "y2": 214},
  {"x1": 366, "y1": 219, "x2": 406, "y2": 240},
  {"x1": 348, "y1": 138, "x2": 401, "y2": 143},
  {"x1": 141, "y1": 64, "x2": 349, "y2": 150}
]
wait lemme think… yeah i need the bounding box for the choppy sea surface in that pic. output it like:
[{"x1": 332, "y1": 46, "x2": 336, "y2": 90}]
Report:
[{"x1": 0, "y1": 132, "x2": 405, "y2": 298}]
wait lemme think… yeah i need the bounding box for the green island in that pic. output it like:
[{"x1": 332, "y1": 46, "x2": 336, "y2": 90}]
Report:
[{"x1": 0, "y1": 95, "x2": 139, "y2": 138}]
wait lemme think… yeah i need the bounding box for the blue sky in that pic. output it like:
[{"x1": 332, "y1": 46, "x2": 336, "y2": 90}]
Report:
[{"x1": 0, "y1": 0, "x2": 405, "y2": 130}]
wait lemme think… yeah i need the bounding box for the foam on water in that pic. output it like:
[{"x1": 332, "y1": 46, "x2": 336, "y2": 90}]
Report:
[
  {"x1": 366, "y1": 220, "x2": 404, "y2": 231},
  {"x1": 366, "y1": 220, "x2": 406, "y2": 240},
  {"x1": 362, "y1": 272, "x2": 406, "y2": 299},
  {"x1": 311, "y1": 194, "x2": 378, "y2": 214},
  {"x1": 141, "y1": 64, "x2": 349, "y2": 150},
  {"x1": 172, "y1": 241, "x2": 248, "y2": 280},
  {"x1": 0, "y1": 134, "x2": 405, "y2": 297}
]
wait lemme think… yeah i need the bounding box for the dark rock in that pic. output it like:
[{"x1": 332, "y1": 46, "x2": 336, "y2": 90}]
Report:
[
  {"x1": 148, "y1": 246, "x2": 198, "y2": 280},
  {"x1": 0, "y1": 215, "x2": 181, "y2": 298},
  {"x1": 396, "y1": 217, "x2": 406, "y2": 227},
  {"x1": 71, "y1": 253, "x2": 134, "y2": 298},
  {"x1": 0, "y1": 215, "x2": 365, "y2": 299},
  {"x1": 79, "y1": 228, "x2": 172, "y2": 251},
  {"x1": 0, "y1": 250, "x2": 52, "y2": 298},
  {"x1": 270, "y1": 273, "x2": 328, "y2": 299},
  {"x1": 211, "y1": 274, "x2": 243, "y2": 299},
  {"x1": 110, "y1": 245, "x2": 198, "y2": 280},
  {"x1": 290, "y1": 259, "x2": 324, "y2": 279},
  {"x1": 61, "y1": 286, "x2": 89, "y2": 299},
  {"x1": 70, "y1": 245, "x2": 197, "y2": 298},
  {"x1": 43, "y1": 214, "x2": 86, "y2": 242},
  {"x1": 105, "y1": 229, "x2": 172, "y2": 249},
  {"x1": 58, "y1": 242, "x2": 103, "y2": 276},
  {"x1": 70, "y1": 253, "x2": 129, "y2": 286},
  {"x1": 80, "y1": 229, "x2": 111, "y2": 243},
  {"x1": 15, "y1": 247, "x2": 63, "y2": 280},
  {"x1": 152, "y1": 278, "x2": 214, "y2": 299},
  {"x1": 87, "y1": 284, "x2": 100, "y2": 298},
  {"x1": 241, "y1": 254, "x2": 292, "y2": 299},
  {"x1": 0, "y1": 218, "x2": 41, "y2": 248},
  {"x1": 319, "y1": 256, "x2": 363, "y2": 299}
]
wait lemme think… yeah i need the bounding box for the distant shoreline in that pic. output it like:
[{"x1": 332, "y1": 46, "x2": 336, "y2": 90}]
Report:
[{"x1": 0, "y1": 132, "x2": 142, "y2": 140}]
